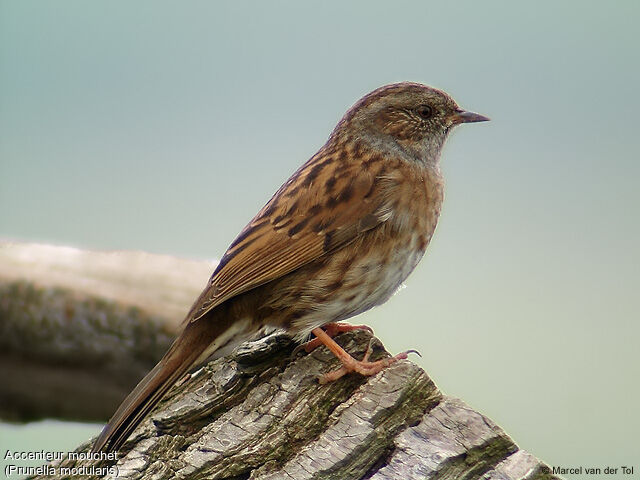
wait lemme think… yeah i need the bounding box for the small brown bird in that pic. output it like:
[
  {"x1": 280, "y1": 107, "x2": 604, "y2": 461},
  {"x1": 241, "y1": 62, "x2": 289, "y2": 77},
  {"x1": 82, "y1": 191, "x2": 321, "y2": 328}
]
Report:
[{"x1": 93, "y1": 82, "x2": 488, "y2": 453}]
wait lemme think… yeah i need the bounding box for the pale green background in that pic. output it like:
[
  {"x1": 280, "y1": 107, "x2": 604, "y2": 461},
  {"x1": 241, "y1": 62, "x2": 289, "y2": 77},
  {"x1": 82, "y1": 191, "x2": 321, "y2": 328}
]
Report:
[{"x1": 1, "y1": 1, "x2": 638, "y2": 479}]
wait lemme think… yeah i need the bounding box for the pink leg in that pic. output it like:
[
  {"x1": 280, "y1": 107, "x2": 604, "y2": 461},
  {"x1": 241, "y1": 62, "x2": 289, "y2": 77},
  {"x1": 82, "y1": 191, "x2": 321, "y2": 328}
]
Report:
[
  {"x1": 300, "y1": 322, "x2": 374, "y2": 353},
  {"x1": 310, "y1": 327, "x2": 419, "y2": 384}
]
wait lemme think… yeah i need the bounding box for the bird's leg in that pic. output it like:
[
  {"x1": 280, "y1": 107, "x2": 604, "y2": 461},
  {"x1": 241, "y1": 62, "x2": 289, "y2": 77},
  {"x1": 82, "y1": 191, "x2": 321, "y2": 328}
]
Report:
[
  {"x1": 311, "y1": 327, "x2": 417, "y2": 384},
  {"x1": 299, "y1": 322, "x2": 374, "y2": 354}
]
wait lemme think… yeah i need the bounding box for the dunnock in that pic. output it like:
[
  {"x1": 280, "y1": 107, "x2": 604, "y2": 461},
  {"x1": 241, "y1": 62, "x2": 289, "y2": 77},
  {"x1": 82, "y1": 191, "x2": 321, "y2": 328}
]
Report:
[{"x1": 93, "y1": 82, "x2": 489, "y2": 453}]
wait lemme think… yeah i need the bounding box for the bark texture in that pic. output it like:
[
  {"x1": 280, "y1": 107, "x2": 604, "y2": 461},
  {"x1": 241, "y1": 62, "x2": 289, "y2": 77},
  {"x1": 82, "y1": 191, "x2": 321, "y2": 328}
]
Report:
[
  {"x1": 30, "y1": 331, "x2": 557, "y2": 480},
  {"x1": 1, "y1": 242, "x2": 558, "y2": 479}
]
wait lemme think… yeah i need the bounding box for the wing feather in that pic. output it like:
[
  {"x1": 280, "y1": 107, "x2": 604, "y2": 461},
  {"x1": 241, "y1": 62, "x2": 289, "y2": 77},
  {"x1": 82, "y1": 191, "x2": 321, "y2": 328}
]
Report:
[{"x1": 185, "y1": 151, "x2": 391, "y2": 324}]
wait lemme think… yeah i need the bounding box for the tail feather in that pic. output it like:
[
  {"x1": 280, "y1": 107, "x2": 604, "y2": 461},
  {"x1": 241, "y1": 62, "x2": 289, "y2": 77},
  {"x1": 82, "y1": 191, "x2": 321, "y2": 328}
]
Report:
[
  {"x1": 92, "y1": 304, "x2": 254, "y2": 453},
  {"x1": 91, "y1": 341, "x2": 205, "y2": 453}
]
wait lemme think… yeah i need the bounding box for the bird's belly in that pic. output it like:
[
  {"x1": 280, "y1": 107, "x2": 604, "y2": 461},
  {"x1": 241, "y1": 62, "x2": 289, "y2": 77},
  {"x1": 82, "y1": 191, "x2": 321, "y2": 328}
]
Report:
[
  {"x1": 276, "y1": 232, "x2": 429, "y2": 340},
  {"x1": 329, "y1": 243, "x2": 425, "y2": 317}
]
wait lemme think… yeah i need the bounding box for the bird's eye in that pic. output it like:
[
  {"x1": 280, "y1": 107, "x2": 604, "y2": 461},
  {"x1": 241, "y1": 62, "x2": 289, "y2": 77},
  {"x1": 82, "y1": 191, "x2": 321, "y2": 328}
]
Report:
[{"x1": 417, "y1": 105, "x2": 433, "y2": 119}]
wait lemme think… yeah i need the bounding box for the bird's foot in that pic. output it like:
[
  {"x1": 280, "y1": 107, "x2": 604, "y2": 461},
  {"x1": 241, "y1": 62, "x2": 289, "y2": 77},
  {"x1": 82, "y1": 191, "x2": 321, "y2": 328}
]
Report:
[
  {"x1": 309, "y1": 327, "x2": 419, "y2": 384},
  {"x1": 291, "y1": 322, "x2": 374, "y2": 358}
]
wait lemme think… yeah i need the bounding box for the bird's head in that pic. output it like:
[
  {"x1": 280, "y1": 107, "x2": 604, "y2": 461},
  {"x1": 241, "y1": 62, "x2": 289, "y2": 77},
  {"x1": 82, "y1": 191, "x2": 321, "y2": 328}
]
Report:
[{"x1": 333, "y1": 82, "x2": 489, "y2": 165}]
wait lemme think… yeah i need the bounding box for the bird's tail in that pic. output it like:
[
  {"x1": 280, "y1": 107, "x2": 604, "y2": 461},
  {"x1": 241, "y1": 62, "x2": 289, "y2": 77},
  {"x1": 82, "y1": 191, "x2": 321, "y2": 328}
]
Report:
[{"x1": 92, "y1": 313, "x2": 237, "y2": 453}]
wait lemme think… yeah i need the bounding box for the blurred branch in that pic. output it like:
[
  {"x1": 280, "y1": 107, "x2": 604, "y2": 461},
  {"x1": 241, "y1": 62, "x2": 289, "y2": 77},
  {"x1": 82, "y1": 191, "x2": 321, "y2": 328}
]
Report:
[{"x1": 0, "y1": 241, "x2": 214, "y2": 422}]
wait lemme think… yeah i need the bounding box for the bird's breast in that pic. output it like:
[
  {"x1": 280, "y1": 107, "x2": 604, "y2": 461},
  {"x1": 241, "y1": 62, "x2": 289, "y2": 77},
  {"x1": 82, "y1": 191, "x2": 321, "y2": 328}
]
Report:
[
  {"x1": 357, "y1": 168, "x2": 443, "y2": 306},
  {"x1": 261, "y1": 163, "x2": 445, "y2": 339}
]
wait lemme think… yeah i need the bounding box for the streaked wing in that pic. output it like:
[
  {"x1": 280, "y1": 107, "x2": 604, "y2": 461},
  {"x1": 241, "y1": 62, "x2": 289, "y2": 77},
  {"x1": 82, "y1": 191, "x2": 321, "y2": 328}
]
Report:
[{"x1": 185, "y1": 149, "x2": 392, "y2": 324}]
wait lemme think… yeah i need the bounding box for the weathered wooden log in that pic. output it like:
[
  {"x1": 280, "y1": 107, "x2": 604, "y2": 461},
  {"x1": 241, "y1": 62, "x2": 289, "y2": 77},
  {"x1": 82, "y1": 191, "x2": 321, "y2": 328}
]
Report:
[
  {"x1": 0, "y1": 242, "x2": 558, "y2": 479},
  {"x1": 0, "y1": 242, "x2": 212, "y2": 422}
]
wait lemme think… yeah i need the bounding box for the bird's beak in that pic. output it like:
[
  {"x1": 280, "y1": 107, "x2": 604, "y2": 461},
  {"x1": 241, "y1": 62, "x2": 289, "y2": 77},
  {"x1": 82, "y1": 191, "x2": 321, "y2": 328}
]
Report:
[{"x1": 451, "y1": 109, "x2": 490, "y2": 125}]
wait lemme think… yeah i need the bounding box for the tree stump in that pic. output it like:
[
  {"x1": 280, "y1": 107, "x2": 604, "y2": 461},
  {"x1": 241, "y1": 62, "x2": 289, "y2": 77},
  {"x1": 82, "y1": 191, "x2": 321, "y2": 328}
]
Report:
[{"x1": 0, "y1": 242, "x2": 559, "y2": 479}]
